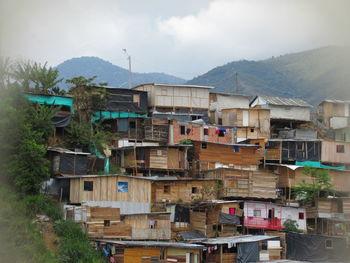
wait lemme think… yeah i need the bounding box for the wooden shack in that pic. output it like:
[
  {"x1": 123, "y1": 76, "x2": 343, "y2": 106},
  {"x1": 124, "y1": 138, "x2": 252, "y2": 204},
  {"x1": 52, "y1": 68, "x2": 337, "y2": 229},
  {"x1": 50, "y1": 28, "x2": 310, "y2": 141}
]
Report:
[
  {"x1": 318, "y1": 99, "x2": 350, "y2": 129},
  {"x1": 118, "y1": 145, "x2": 189, "y2": 176},
  {"x1": 123, "y1": 212, "x2": 171, "y2": 240},
  {"x1": 321, "y1": 140, "x2": 350, "y2": 165},
  {"x1": 95, "y1": 240, "x2": 203, "y2": 263},
  {"x1": 265, "y1": 139, "x2": 321, "y2": 163},
  {"x1": 201, "y1": 168, "x2": 277, "y2": 199},
  {"x1": 190, "y1": 201, "x2": 241, "y2": 238},
  {"x1": 132, "y1": 83, "x2": 213, "y2": 121},
  {"x1": 209, "y1": 92, "x2": 250, "y2": 125},
  {"x1": 192, "y1": 141, "x2": 263, "y2": 172},
  {"x1": 221, "y1": 108, "x2": 270, "y2": 140},
  {"x1": 269, "y1": 164, "x2": 350, "y2": 196},
  {"x1": 151, "y1": 178, "x2": 220, "y2": 205},
  {"x1": 66, "y1": 175, "x2": 152, "y2": 205}
]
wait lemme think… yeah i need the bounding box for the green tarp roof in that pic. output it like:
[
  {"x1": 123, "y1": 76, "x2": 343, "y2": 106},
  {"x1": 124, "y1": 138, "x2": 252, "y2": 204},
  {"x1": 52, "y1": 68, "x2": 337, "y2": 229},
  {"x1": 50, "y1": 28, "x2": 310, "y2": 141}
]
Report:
[
  {"x1": 295, "y1": 161, "x2": 345, "y2": 171},
  {"x1": 92, "y1": 111, "x2": 147, "y2": 121},
  {"x1": 25, "y1": 94, "x2": 73, "y2": 109}
]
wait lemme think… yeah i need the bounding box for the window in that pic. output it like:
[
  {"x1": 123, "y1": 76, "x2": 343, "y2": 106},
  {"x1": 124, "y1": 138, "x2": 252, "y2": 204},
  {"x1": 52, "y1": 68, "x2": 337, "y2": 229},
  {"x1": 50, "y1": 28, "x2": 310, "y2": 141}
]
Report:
[
  {"x1": 250, "y1": 128, "x2": 255, "y2": 133},
  {"x1": 104, "y1": 220, "x2": 110, "y2": 227},
  {"x1": 218, "y1": 118, "x2": 223, "y2": 125},
  {"x1": 336, "y1": 145, "x2": 345, "y2": 153},
  {"x1": 253, "y1": 209, "x2": 261, "y2": 217},
  {"x1": 234, "y1": 145, "x2": 239, "y2": 152},
  {"x1": 129, "y1": 121, "x2": 136, "y2": 129},
  {"x1": 201, "y1": 143, "x2": 207, "y2": 149},
  {"x1": 84, "y1": 181, "x2": 93, "y2": 191},
  {"x1": 204, "y1": 128, "x2": 209, "y2": 136},
  {"x1": 299, "y1": 212, "x2": 305, "y2": 220},
  {"x1": 180, "y1": 125, "x2": 186, "y2": 135},
  {"x1": 192, "y1": 187, "x2": 198, "y2": 194},
  {"x1": 325, "y1": 239, "x2": 333, "y2": 249},
  {"x1": 164, "y1": 185, "x2": 170, "y2": 193}
]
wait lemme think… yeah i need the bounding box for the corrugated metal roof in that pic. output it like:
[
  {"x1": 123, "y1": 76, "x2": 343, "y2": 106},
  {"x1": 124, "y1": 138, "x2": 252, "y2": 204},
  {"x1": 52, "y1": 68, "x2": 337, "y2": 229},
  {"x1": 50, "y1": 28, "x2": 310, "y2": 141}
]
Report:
[
  {"x1": 132, "y1": 83, "x2": 214, "y2": 89},
  {"x1": 47, "y1": 147, "x2": 91, "y2": 155},
  {"x1": 321, "y1": 99, "x2": 350, "y2": 104},
  {"x1": 190, "y1": 235, "x2": 278, "y2": 245},
  {"x1": 95, "y1": 240, "x2": 204, "y2": 249},
  {"x1": 256, "y1": 95, "x2": 311, "y2": 107}
]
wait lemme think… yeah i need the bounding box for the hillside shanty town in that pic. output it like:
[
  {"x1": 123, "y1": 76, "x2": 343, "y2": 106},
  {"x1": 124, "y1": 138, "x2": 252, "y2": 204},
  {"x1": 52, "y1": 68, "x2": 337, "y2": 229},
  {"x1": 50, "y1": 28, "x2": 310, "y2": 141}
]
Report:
[{"x1": 20, "y1": 82, "x2": 349, "y2": 263}]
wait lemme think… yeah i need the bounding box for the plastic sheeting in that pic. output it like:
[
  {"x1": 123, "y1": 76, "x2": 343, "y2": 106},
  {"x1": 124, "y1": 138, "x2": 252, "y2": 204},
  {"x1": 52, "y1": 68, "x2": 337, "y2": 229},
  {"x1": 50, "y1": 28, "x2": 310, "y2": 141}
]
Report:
[
  {"x1": 52, "y1": 114, "x2": 72, "y2": 127},
  {"x1": 92, "y1": 111, "x2": 147, "y2": 121},
  {"x1": 237, "y1": 242, "x2": 259, "y2": 263},
  {"x1": 25, "y1": 94, "x2": 73, "y2": 109},
  {"x1": 174, "y1": 205, "x2": 190, "y2": 223},
  {"x1": 295, "y1": 161, "x2": 346, "y2": 171},
  {"x1": 59, "y1": 154, "x2": 89, "y2": 175},
  {"x1": 286, "y1": 232, "x2": 349, "y2": 262},
  {"x1": 219, "y1": 212, "x2": 241, "y2": 225}
]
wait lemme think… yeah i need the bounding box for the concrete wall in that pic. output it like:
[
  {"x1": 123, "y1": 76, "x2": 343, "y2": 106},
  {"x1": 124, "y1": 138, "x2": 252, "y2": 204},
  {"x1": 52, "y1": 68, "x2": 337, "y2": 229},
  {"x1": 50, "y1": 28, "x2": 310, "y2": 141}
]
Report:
[{"x1": 268, "y1": 105, "x2": 310, "y2": 121}]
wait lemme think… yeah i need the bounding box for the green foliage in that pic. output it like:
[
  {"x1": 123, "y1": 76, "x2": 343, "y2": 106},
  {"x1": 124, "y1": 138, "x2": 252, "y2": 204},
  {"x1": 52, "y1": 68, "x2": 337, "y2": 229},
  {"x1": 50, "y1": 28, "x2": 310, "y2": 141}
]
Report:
[
  {"x1": 12, "y1": 60, "x2": 64, "y2": 95},
  {"x1": 283, "y1": 219, "x2": 301, "y2": 233},
  {"x1": 294, "y1": 167, "x2": 334, "y2": 203},
  {"x1": 54, "y1": 220, "x2": 103, "y2": 263},
  {"x1": 24, "y1": 194, "x2": 63, "y2": 222},
  {"x1": 0, "y1": 185, "x2": 59, "y2": 263}
]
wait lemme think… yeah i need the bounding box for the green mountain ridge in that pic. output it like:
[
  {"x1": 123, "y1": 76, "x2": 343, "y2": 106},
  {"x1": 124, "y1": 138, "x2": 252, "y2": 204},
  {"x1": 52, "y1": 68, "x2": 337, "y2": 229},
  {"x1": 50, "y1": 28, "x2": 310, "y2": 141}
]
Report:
[
  {"x1": 187, "y1": 46, "x2": 350, "y2": 104},
  {"x1": 56, "y1": 56, "x2": 186, "y2": 89}
]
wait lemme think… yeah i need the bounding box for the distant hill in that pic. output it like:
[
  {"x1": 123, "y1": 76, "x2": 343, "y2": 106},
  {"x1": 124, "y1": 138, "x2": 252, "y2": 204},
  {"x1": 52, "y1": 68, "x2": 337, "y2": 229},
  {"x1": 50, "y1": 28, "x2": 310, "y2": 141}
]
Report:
[
  {"x1": 56, "y1": 56, "x2": 185, "y2": 89},
  {"x1": 187, "y1": 46, "x2": 350, "y2": 104}
]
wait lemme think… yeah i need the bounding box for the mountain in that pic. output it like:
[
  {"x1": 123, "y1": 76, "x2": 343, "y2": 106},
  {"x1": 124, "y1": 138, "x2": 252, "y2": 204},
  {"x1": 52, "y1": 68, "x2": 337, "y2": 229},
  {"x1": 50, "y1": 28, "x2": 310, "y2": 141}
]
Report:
[
  {"x1": 56, "y1": 56, "x2": 185, "y2": 89},
  {"x1": 187, "y1": 46, "x2": 350, "y2": 104}
]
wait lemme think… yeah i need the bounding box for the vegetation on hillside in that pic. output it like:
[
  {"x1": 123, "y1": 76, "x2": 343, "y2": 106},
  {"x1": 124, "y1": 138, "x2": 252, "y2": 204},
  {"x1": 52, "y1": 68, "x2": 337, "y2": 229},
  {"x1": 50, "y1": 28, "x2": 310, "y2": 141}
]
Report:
[
  {"x1": 187, "y1": 46, "x2": 350, "y2": 104},
  {"x1": 0, "y1": 57, "x2": 104, "y2": 263}
]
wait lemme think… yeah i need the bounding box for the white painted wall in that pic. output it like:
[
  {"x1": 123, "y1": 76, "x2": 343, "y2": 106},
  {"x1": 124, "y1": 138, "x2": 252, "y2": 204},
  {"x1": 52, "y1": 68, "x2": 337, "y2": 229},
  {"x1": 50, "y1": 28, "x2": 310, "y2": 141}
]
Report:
[
  {"x1": 330, "y1": 116, "x2": 349, "y2": 129},
  {"x1": 269, "y1": 105, "x2": 310, "y2": 121},
  {"x1": 244, "y1": 201, "x2": 306, "y2": 231}
]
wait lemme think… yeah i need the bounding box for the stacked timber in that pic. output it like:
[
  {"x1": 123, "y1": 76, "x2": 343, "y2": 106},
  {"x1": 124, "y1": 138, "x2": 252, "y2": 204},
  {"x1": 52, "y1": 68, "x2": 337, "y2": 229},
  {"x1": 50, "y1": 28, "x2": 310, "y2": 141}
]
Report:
[{"x1": 85, "y1": 206, "x2": 131, "y2": 238}]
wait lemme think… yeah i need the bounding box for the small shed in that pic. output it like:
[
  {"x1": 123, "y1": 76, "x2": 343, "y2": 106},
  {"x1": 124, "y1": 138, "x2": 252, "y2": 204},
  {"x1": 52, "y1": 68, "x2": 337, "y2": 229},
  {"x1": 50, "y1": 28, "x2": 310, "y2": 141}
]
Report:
[
  {"x1": 47, "y1": 147, "x2": 94, "y2": 175},
  {"x1": 95, "y1": 239, "x2": 204, "y2": 263},
  {"x1": 192, "y1": 141, "x2": 263, "y2": 172},
  {"x1": 191, "y1": 235, "x2": 279, "y2": 263},
  {"x1": 201, "y1": 168, "x2": 277, "y2": 199},
  {"x1": 318, "y1": 99, "x2": 350, "y2": 129},
  {"x1": 321, "y1": 140, "x2": 350, "y2": 165}
]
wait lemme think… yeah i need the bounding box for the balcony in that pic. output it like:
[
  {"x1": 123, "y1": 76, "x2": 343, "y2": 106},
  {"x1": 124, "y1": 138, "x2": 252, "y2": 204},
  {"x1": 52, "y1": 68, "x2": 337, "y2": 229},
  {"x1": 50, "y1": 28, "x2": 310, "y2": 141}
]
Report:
[{"x1": 244, "y1": 217, "x2": 282, "y2": 230}]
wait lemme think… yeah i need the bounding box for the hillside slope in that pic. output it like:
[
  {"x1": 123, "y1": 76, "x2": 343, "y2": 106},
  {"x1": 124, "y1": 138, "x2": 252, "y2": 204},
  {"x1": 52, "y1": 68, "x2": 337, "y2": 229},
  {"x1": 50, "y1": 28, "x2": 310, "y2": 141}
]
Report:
[
  {"x1": 187, "y1": 46, "x2": 350, "y2": 104},
  {"x1": 56, "y1": 56, "x2": 185, "y2": 89}
]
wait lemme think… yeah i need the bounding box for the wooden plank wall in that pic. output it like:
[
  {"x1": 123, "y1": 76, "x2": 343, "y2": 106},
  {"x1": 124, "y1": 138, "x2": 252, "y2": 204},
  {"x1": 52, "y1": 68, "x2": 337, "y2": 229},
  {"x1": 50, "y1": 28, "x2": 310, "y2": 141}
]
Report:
[
  {"x1": 69, "y1": 176, "x2": 151, "y2": 203},
  {"x1": 321, "y1": 141, "x2": 350, "y2": 164},
  {"x1": 85, "y1": 206, "x2": 132, "y2": 238},
  {"x1": 153, "y1": 180, "x2": 218, "y2": 203},
  {"x1": 123, "y1": 213, "x2": 171, "y2": 240},
  {"x1": 194, "y1": 142, "x2": 263, "y2": 166},
  {"x1": 124, "y1": 248, "x2": 160, "y2": 263}
]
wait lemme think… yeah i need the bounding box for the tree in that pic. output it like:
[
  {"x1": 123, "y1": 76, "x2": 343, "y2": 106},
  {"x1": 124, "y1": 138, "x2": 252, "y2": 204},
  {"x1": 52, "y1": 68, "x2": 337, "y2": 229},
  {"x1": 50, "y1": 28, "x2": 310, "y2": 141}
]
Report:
[
  {"x1": 283, "y1": 219, "x2": 301, "y2": 233},
  {"x1": 293, "y1": 167, "x2": 334, "y2": 204},
  {"x1": 66, "y1": 76, "x2": 108, "y2": 123}
]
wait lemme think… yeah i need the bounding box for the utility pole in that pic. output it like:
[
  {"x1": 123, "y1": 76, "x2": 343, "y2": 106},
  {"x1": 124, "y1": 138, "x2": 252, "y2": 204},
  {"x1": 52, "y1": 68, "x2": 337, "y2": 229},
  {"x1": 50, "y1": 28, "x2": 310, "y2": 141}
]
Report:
[
  {"x1": 123, "y1": 48, "x2": 132, "y2": 89},
  {"x1": 235, "y1": 72, "x2": 239, "y2": 93}
]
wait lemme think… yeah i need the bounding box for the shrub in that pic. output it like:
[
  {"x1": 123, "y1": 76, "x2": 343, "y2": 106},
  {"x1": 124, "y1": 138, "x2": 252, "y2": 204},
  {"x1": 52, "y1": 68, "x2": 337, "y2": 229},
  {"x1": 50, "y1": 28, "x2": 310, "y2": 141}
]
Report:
[{"x1": 283, "y1": 219, "x2": 301, "y2": 233}]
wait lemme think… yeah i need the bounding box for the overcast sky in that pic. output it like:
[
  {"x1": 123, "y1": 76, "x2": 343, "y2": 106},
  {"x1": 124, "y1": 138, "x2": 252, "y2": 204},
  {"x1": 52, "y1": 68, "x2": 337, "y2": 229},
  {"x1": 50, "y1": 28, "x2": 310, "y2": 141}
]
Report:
[{"x1": 1, "y1": 0, "x2": 349, "y2": 79}]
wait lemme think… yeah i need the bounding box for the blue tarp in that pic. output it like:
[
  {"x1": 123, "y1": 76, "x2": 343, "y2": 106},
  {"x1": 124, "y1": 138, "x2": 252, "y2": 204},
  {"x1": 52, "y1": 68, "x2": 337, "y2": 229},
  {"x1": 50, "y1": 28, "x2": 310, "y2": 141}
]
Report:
[{"x1": 295, "y1": 161, "x2": 345, "y2": 171}]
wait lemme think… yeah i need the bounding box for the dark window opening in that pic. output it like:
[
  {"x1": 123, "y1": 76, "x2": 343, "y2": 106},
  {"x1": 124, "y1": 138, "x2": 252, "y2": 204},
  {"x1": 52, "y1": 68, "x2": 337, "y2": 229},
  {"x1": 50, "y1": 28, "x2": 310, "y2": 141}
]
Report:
[
  {"x1": 104, "y1": 220, "x2": 110, "y2": 227},
  {"x1": 336, "y1": 145, "x2": 345, "y2": 153},
  {"x1": 204, "y1": 128, "x2": 209, "y2": 136},
  {"x1": 129, "y1": 121, "x2": 136, "y2": 129},
  {"x1": 218, "y1": 118, "x2": 223, "y2": 125},
  {"x1": 180, "y1": 125, "x2": 186, "y2": 135},
  {"x1": 325, "y1": 239, "x2": 333, "y2": 249},
  {"x1": 201, "y1": 143, "x2": 207, "y2": 149},
  {"x1": 192, "y1": 187, "x2": 198, "y2": 194},
  {"x1": 212, "y1": 224, "x2": 222, "y2": 232},
  {"x1": 84, "y1": 181, "x2": 93, "y2": 191},
  {"x1": 299, "y1": 212, "x2": 305, "y2": 220},
  {"x1": 164, "y1": 185, "x2": 170, "y2": 193},
  {"x1": 250, "y1": 128, "x2": 254, "y2": 133}
]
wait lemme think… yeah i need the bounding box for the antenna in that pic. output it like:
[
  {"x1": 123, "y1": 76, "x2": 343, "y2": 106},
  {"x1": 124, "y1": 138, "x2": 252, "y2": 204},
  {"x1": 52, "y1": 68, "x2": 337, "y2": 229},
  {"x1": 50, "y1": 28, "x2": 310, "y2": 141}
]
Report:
[
  {"x1": 235, "y1": 72, "x2": 239, "y2": 93},
  {"x1": 123, "y1": 49, "x2": 132, "y2": 89}
]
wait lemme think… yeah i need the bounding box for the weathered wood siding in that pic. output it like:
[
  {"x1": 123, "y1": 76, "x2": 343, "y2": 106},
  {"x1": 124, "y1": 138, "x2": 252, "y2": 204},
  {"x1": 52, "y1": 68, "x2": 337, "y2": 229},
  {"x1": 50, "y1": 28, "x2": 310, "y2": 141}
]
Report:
[
  {"x1": 123, "y1": 213, "x2": 171, "y2": 240},
  {"x1": 321, "y1": 140, "x2": 350, "y2": 164},
  {"x1": 193, "y1": 141, "x2": 263, "y2": 170},
  {"x1": 152, "y1": 180, "x2": 219, "y2": 203},
  {"x1": 69, "y1": 176, "x2": 151, "y2": 204}
]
